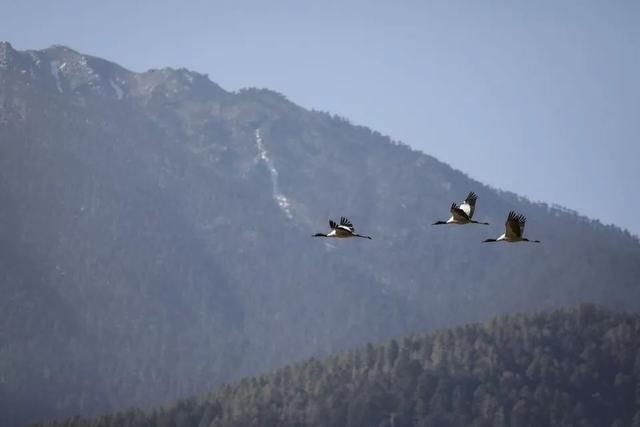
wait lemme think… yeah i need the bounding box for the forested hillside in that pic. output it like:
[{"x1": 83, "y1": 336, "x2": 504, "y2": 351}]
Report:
[
  {"x1": 36, "y1": 305, "x2": 640, "y2": 427},
  {"x1": 1, "y1": 42, "x2": 640, "y2": 425}
]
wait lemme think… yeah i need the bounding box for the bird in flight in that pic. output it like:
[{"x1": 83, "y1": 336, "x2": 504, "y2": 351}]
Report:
[
  {"x1": 313, "y1": 217, "x2": 372, "y2": 239},
  {"x1": 433, "y1": 192, "x2": 489, "y2": 225},
  {"x1": 484, "y1": 211, "x2": 541, "y2": 243}
]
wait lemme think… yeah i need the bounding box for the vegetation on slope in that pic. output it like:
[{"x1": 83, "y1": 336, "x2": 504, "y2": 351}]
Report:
[{"x1": 37, "y1": 305, "x2": 640, "y2": 427}]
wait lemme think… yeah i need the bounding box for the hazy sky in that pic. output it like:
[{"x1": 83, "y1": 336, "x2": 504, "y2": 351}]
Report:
[{"x1": 3, "y1": 1, "x2": 639, "y2": 235}]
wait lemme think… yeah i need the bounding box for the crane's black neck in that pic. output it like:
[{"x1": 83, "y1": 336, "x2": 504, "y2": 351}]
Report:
[{"x1": 523, "y1": 238, "x2": 541, "y2": 243}]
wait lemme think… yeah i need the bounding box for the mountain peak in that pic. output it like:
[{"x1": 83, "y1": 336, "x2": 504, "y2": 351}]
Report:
[
  {"x1": 0, "y1": 43, "x2": 230, "y2": 102},
  {"x1": 134, "y1": 65, "x2": 227, "y2": 101},
  {"x1": 0, "y1": 43, "x2": 135, "y2": 99},
  {"x1": 44, "y1": 44, "x2": 80, "y2": 54}
]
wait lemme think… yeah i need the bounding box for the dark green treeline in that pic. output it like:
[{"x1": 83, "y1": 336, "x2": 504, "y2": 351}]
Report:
[{"x1": 36, "y1": 305, "x2": 640, "y2": 427}]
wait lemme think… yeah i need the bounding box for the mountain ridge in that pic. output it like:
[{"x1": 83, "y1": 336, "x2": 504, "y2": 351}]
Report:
[
  {"x1": 1, "y1": 43, "x2": 639, "y2": 426},
  {"x1": 33, "y1": 304, "x2": 640, "y2": 427},
  {"x1": 2, "y1": 40, "x2": 637, "y2": 237}
]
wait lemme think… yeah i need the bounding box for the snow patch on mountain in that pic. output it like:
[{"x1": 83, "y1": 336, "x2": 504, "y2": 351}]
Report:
[{"x1": 255, "y1": 128, "x2": 293, "y2": 219}]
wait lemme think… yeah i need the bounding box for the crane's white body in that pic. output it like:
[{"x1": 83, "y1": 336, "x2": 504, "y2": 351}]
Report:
[
  {"x1": 313, "y1": 217, "x2": 372, "y2": 239},
  {"x1": 484, "y1": 211, "x2": 540, "y2": 243},
  {"x1": 433, "y1": 192, "x2": 489, "y2": 226}
]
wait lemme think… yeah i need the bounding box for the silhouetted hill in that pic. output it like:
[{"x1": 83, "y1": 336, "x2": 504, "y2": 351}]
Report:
[
  {"x1": 34, "y1": 305, "x2": 640, "y2": 427},
  {"x1": 1, "y1": 42, "x2": 639, "y2": 425}
]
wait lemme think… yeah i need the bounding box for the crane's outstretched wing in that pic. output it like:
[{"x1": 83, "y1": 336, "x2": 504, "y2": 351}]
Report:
[
  {"x1": 459, "y1": 192, "x2": 478, "y2": 218},
  {"x1": 450, "y1": 203, "x2": 471, "y2": 222},
  {"x1": 329, "y1": 219, "x2": 338, "y2": 230},
  {"x1": 339, "y1": 216, "x2": 355, "y2": 232},
  {"x1": 505, "y1": 211, "x2": 526, "y2": 239}
]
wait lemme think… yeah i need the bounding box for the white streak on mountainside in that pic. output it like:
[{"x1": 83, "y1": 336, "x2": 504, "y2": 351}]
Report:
[
  {"x1": 49, "y1": 61, "x2": 63, "y2": 93},
  {"x1": 255, "y1": 129, "x2": 293, "y2": 219}
]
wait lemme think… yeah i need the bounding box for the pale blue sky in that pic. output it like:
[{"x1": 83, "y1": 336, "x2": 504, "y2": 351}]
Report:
[{"x1": 3, "y1": 1, "x2": 639, "y2": 234}]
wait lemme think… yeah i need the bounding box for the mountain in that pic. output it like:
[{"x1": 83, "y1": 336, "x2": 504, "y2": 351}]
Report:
[
  {"x1": 1, "y1": 42, "x2": 639, "y2": 426},
  {"x1": 33, "y1": 305, "x2": 640, "y2": 427}
]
